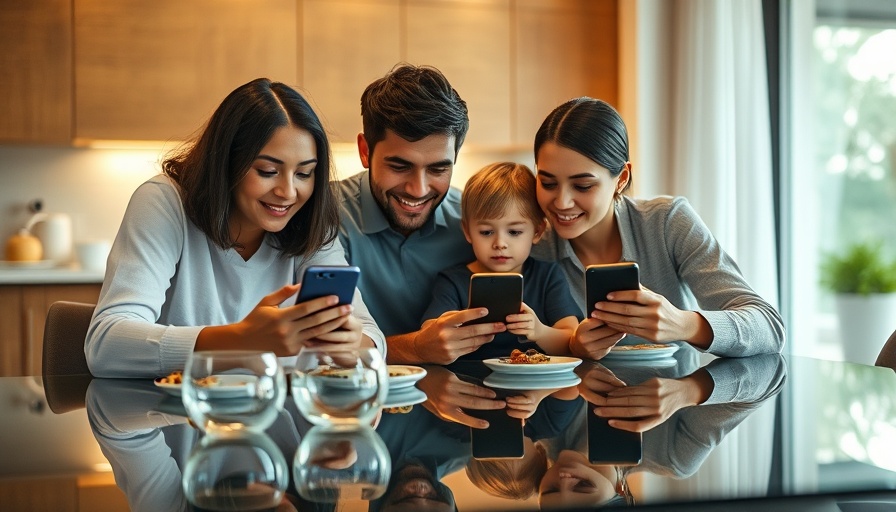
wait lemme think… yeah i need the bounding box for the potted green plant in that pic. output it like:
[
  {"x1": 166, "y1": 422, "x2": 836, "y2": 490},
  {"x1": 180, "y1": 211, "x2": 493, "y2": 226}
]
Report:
[{"x1": 821, "y1": 241, "x2": 896, "y2": 365}]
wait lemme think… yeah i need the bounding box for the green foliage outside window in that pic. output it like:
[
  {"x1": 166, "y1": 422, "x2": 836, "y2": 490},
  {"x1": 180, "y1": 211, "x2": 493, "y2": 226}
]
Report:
[{"x1": 820, "y1": 240, "x2": 896, "y2": 295}]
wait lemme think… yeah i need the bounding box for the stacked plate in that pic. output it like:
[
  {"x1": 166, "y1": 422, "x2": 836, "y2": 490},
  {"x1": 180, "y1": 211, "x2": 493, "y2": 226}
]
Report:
[
  {"x1": 482, "y1": 356, "x2": 583, "y2": 390},
  {"x1": 384, "y1": 365, "x2": 427, "y2": 408}
]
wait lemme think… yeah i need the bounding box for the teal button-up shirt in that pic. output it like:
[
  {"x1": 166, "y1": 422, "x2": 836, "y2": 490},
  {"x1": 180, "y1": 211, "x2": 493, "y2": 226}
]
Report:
[{"x1": 337, "y1": 171, "x2": 475, "y2": 337}]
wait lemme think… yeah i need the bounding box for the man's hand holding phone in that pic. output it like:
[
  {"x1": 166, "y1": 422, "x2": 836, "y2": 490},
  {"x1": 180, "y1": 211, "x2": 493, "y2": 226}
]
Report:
[
  {"x1": 417, "y1": 366, "x2": 506, "y2": 429},
  {"x1": 416, "y1": 310, "x2": 506, "y2": 365}
]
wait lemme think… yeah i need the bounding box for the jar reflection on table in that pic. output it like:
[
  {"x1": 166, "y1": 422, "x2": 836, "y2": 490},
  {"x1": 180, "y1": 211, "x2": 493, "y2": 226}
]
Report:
[
  {"x1": 182, "y1": 430, "x2": 289, "y2": 511},
  {"x1": 291, "y1": 347, "x2": 387, "y2": 427},
  {"x1": 182, "y1": 350, "x2": 286, "y2": 433},
  {"x1": 293, "y1": 424, "x2": 391, "y2": 502}
]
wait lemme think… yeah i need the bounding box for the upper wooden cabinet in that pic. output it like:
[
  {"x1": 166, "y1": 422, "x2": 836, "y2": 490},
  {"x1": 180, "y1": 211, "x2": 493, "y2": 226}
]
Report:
[
  {"x1": 0, "y1": 0, "x2": 73, "y2": 144},
  {"x1": 300, "y1": 0, "x2": 402, "y2": 143},
  {"x1": 406, "y1": 0, "x2": 513, "y2": 148},
  {"x1": 300, "y1": 0, "x2": 618, "y2": 148},
  {"x1": 514, "y1": 0, "x2": 619, "y2": 146},
  {"x1": 73, "y1": 0, "x2": 299, "y2": 142},
  {"x1": 0, "y1": 0, "x2": 619, "y2": 147}
]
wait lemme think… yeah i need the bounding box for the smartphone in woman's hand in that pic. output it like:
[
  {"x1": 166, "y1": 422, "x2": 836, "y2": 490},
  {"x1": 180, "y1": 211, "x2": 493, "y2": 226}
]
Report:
[{"x1": 295, "y1": 265, "x2": 360, "y2": 306}]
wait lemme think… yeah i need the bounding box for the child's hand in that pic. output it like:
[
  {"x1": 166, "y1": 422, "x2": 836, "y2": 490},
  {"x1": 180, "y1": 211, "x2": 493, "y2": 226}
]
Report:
[
  {"x1": 504, "y1": 388, "x2": 555, "y2": 419},
  {"x1": 505, "y1": 302, "x2": 544, "y2": 341}
]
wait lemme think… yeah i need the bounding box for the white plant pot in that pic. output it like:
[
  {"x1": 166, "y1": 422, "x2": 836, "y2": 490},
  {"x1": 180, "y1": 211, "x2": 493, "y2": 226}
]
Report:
[{"x1": 835, "y1": 293, "x2": 896, "y2": 365}]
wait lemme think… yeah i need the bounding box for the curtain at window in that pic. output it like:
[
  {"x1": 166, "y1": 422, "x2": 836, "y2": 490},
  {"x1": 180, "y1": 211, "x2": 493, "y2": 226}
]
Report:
[
  {"x1": 667, "y1": 0, "x2": 779, "y2": 309},
  {"x1": 632, "y1": 0, "x2": 779, "y2": 502}
]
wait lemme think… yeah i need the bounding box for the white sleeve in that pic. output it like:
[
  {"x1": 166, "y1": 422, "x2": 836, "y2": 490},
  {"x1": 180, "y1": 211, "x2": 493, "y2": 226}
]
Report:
[{"x1": 86, "y1": 177, "x2": 202, "y2": 378}]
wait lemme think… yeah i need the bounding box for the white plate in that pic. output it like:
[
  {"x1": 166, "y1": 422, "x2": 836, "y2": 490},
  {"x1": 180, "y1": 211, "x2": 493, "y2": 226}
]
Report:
[
  {"x1": 483, "y1": 371, "x2": 581, "y2": 390},
  {"x1": 0, "y1": 259, "x2": 56, "y2": 269},
  {"x1": 601, "y1": 357, "x2": 679, "y2": 370},
  {"x1": 387, "y1": 365, "x2": 426, "y2": 390},
  {"x1": 602, "y1": 344, "x2": 679, "y2": 361},
  {"x1": 383, "y1": 387, "x2": 427, "y2": 409},
  {"x1": 153, "y1": 374, "x2": 257, "y2": 398},
  {"x1": 483, "y1": 356, "x2": 582, "y2": 375},
  {"x1": 306, "y1": 368, "x2": 382, "y2": 389}
]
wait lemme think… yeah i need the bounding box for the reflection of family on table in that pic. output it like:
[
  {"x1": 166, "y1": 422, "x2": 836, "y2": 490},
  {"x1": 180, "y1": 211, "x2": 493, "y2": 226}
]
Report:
[{"x1": 76, "y1": 58, "x2": 786, "y2": 509}]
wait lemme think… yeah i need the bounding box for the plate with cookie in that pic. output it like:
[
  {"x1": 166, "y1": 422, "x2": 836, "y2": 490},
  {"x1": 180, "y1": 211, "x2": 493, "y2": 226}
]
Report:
[
  {"x1": 483, "y1": 349, "x2": 582, "y2": 375},
  {"x1": 154, "y1": 370, "x2": 257, "y2": 398},
  {"x1": 387, "y1": 365, "x2": 427, "y2": 390},
  {"x1": 602, "y1": 343, "x2": 679, "y2": 361}
]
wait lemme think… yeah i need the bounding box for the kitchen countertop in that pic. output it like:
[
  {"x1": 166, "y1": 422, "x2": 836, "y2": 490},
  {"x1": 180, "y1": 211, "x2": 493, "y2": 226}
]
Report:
[{"x1": 0, "y1": 264, "x2": 105, "y2": 285}]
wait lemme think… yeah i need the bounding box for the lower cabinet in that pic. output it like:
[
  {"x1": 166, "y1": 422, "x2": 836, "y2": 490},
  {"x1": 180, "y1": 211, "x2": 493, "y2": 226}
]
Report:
[
  {"x1": 0, "y1": 284, "x2": 101, "y2": 376},
  {"x1": 0, "y1": 473, "x2": 128, "y2": 512}
]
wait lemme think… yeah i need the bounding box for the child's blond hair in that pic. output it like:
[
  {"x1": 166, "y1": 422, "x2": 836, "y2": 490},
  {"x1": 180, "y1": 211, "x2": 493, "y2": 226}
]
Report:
[
  {"x1": 461, "y1": 162, "x2": 546, "y2": 230},
  {"x1": 464, "y1": 442, "x2": 548, "y2": 500}
]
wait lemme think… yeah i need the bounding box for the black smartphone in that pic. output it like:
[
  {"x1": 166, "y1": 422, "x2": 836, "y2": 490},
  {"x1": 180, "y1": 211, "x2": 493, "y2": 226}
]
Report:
[
  {"x1": 469, "y1": 408, "x2": 525, "y2": 459},
  {"x1": 586, "y1": 402, "x2": 642, "y2": 465},
  {"x1": 461, "y1": 387, "x2": 523, "y2": 461},
  {"x1": 585, "y1": 262, "x2": 640, "y2": 314},
  {"x1": 464, "y1": 273, "x2": 523, "y2": 325},
  {"x1": 295, "y1": 265, "x2": 360, "y2": 306}
]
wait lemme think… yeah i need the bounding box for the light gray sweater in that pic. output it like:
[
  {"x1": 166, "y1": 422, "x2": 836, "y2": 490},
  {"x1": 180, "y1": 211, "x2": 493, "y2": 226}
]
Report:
[
  {"x1": 86, "y1": 175, "x2": 384, "y2": 378},
  {"x1": 532, "y1": 195, "x2": 785, "y2": 356}
]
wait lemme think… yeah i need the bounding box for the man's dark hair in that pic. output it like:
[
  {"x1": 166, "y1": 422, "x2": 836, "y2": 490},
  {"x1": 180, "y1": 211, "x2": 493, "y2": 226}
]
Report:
[{"x1": 361, "y1": 64, "x2": 469, "y2": 159}]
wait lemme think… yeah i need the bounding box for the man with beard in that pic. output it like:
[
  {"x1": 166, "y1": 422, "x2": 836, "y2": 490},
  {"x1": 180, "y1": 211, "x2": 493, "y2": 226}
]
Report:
[
  {"x1": 338, "y1": 64, "x2": 509, "y2": 365},
  {"x1": 372, "y1": 459, "x2": 457, "y2": 512}
]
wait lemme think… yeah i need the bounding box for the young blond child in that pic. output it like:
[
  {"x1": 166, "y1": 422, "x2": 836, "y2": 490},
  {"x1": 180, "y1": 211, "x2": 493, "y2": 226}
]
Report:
[
  {"x1": 420, "y1": 162, "x2": 582, "y2": 360},
  {"x1": 465, "y1": 437, "x2": 549, "y2": 500}
]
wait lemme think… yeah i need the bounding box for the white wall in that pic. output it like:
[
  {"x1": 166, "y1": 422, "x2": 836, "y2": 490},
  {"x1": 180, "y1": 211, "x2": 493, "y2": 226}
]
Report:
[{"x1": 0, "y1": 144, "x2": 533, "y2": 252}]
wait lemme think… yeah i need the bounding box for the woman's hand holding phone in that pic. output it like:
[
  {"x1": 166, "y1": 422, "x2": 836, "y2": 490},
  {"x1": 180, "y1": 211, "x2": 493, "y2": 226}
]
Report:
[
  {"x1": 591, "y1": 370, "x2": 713, "y2": 433},
  {"x1": 590, "y1": 284, "x2": 712, "y2": 345},
  {"x1": 198, "y1": 284, "x2": 358, "y2": 355},
  {"x1": 570, "y1": 318, "x2": 627, "y2": 360}
]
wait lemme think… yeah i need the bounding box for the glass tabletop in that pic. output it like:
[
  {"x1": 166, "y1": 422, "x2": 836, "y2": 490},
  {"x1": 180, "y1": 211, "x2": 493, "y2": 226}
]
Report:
[{"x1": 2, "y1": 345, "x2": 895, "y2": 511}]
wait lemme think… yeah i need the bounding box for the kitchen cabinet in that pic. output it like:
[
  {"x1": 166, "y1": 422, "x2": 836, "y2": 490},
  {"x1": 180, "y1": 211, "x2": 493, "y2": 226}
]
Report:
[
  {"x1": 0, "y1": 0, "x2": 73, "y2": 144},
  {"x1": 301, "y1": 0, "x2": 618, "y2": 147},
  {"x1": 73, "y1": 0, "x2": 299, "y2": 142},
  {"x1": 301, "y1": 0, "x2": 402, "y2": 143},
  {"x1": 0, "y1": 0, "x2": 619, "y2": 146},
  {"x1": 405, "y1": 0, "x2": 513, "y2": 148},
  {"x1": 514, "y1": 0, "x2": 619, "y2": 145},
  {"x1": 0, "y1": 284, "x2": 101, "y2": 377},
  {"x1": 0, "y1": 473, "x2": 128, "y2": 512}
]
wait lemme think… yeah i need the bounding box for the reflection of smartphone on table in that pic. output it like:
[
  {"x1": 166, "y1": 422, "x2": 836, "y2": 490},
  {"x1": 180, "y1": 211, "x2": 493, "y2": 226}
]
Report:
[
  {"x1": 585, "y1": 262, "x2": 640, "y2": 314},
  {"x1": 456, "y1": 373, "x2": 525, "y2": 460},
  {"x1": 296, "y1": 265, "x2": 360, "y2": 306},
  {"x1": 586, "y1": 402, "x2": 642, "y2": 465},
  {"x1": 464, "y1": 273, "x2": 523, "y2": 325}
]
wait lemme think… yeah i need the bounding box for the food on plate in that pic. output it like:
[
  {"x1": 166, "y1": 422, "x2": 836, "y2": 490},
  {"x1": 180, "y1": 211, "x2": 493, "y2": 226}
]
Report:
[
  {"x1": 384, "y1": 405, "x2": 414, "y2": 414},
  {"x1": 155, "y1": 370, "x2": 219, "y2": 387},
  {"x1": 387, "y1": 365, "x2": 424, "y2": 377},
  {"x1": 499, "y1": 348, "x2": 552, "y2": 364},
  {"x1": 612, "y1": 344, "x2": 669, "y2": 351},
  {"x1": 156, "y1": 370, "x2": 183, "y2": 384},
  {"x1": 313, "y1": 367, "x2": 359, "y2": 378}
]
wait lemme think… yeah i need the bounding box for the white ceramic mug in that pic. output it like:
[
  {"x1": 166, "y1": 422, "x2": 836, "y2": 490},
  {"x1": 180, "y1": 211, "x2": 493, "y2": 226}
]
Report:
[
  {"x1": 75, "y1": 240, "x2": 111, "y2": 272},
  {"x1": 28, "y1": 213, "x2": 73, "y2": 264}
]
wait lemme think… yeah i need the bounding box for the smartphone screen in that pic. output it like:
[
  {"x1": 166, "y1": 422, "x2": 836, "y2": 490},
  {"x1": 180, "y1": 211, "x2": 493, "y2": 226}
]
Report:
[
  {"x1": 585, "y1": 262, "x2": 640, "y2": 315},
  {"x1": 586, "y1": 402, "x2": 642, "y2": 465},
  {"x1": 465, "y1": 273, "x2": 523, "y2": 325},
  {"x1": 296, "y1": 265, "x2": 360, "y2": 306},
  {"x1": 456, "y1": 372, "x2": 525, "y2": 459},
  {"x1": 469, "y1": 408, "x2": 525, "y2": 459}
]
